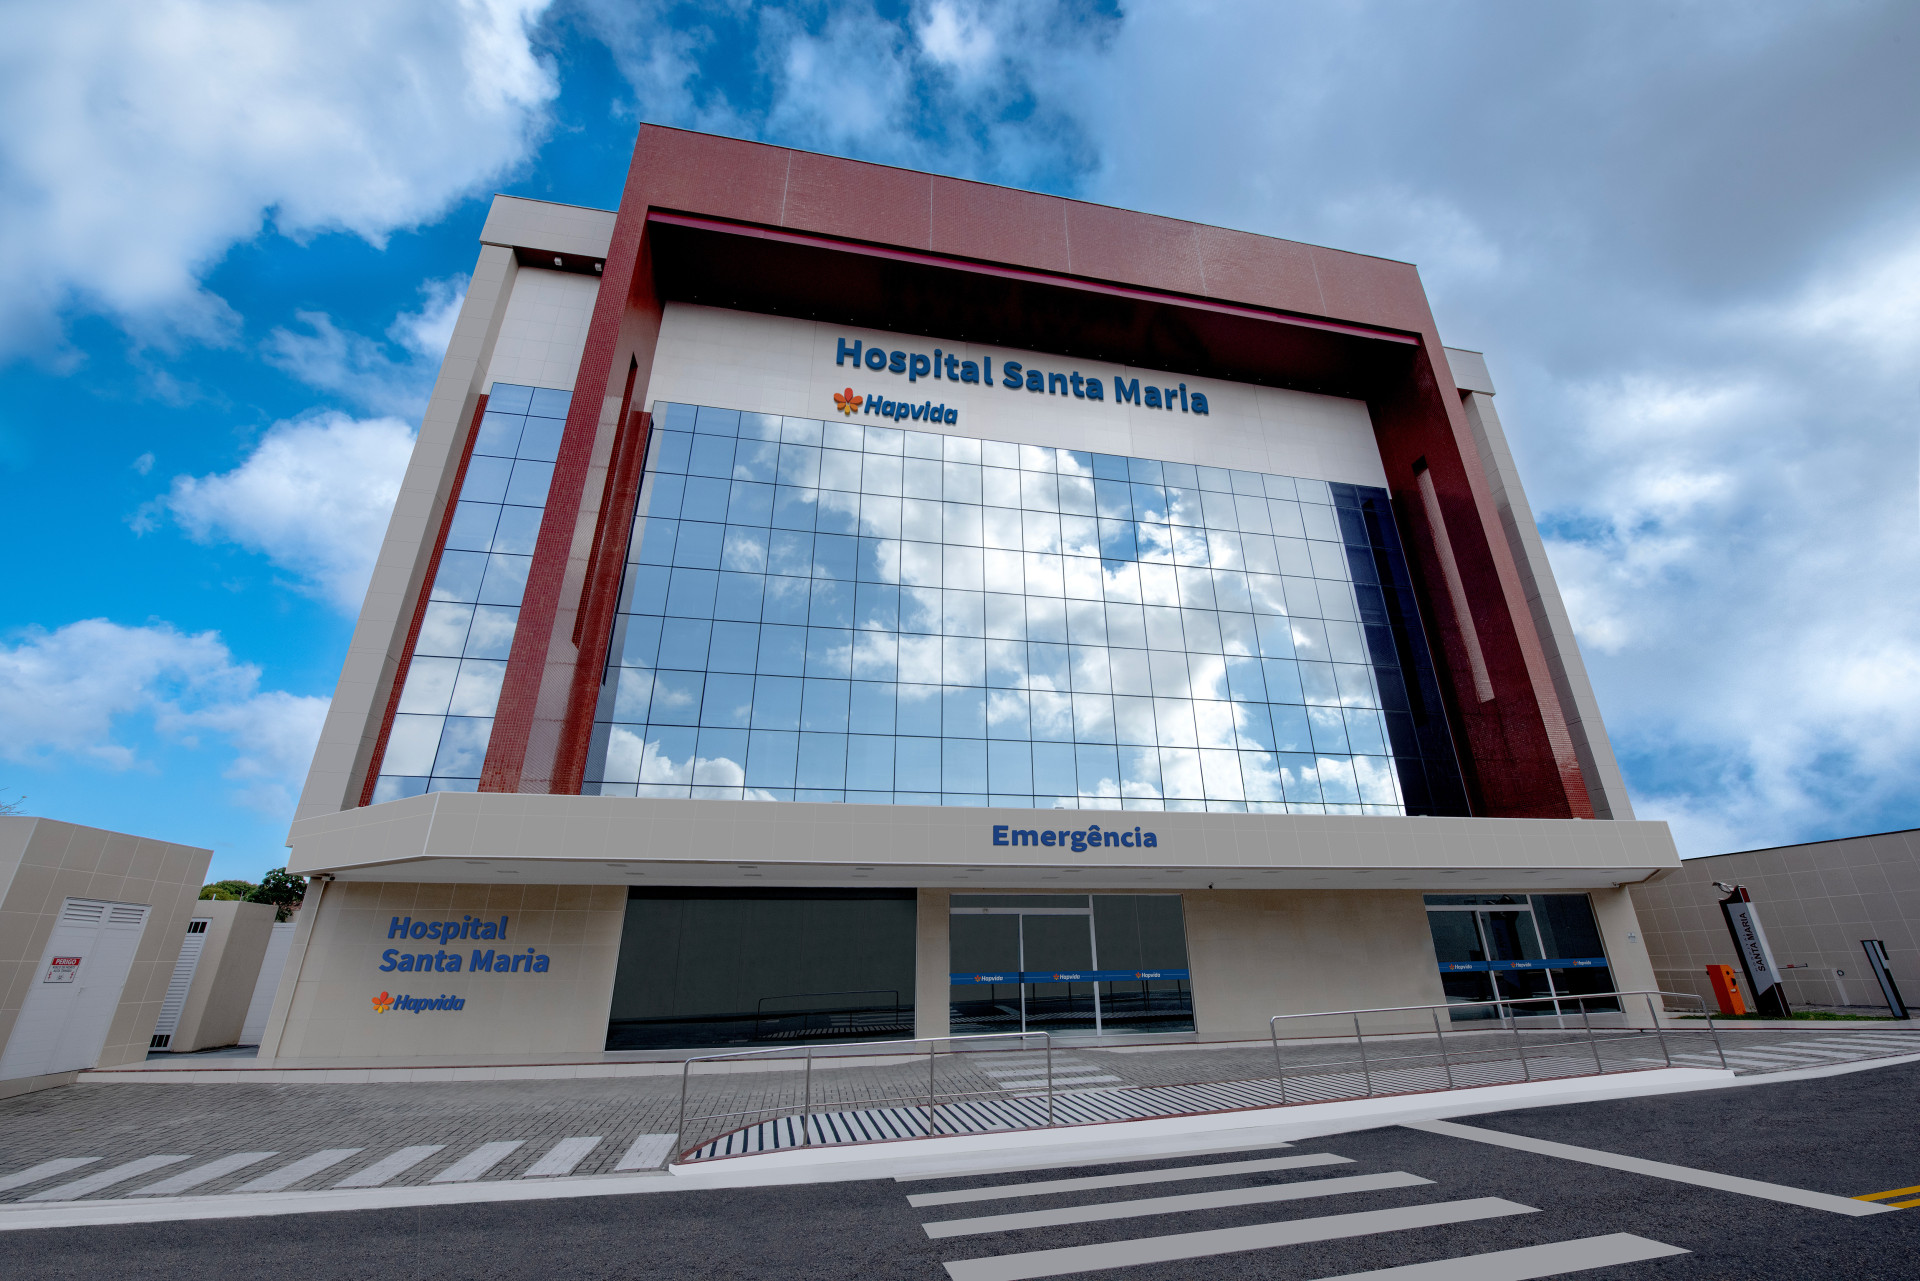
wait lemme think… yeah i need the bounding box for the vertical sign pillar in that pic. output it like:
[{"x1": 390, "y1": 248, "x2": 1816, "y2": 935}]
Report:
[
  {"x1": 1718, "y1": 885, "x2": 1790, "y2": 1019},
  {"x1": 1861, "y1": 940, "x2": 1910, "y2": 1020}
]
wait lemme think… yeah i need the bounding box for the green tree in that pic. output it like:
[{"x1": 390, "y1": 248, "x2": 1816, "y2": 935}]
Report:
[
  {"x1": 247, "y1": 868, "x2": 308, "y2": 922},
  {"x1": 199, "y1": 879, "x2": 256, "y2": 901}
]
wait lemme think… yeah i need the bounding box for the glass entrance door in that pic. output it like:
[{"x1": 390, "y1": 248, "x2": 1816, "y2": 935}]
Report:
[
  {"x1": 1018, "y1": 912, "x2": 1099, "y2": 1036},
  {"x1": 949, "y1": 896, "x2": 1101, "y2": 1036}
]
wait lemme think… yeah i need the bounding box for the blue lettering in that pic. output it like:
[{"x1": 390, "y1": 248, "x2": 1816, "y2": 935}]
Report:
[
  {"x1": 380, "y1": 949, "x2": 399, "y2": 971},
  {"x1": 1070, "y1": 831, "x2": 1087, "y2": 852},
  {"x1": 946, "y1": 408, "x2": 957, "y2": 424},
  {"x1": 1070, "y1": 372, "x2": 1085, "y2": 398},
  {"x1": 388, "y1": 916, "x2": 409, "y2": 939},
  {"x1": 912, "y1": 402, "x2": 926, "y2": 420},
  {"x1": 1190, "y1": 392, "x2": 1208, "y2": 415},
  {"x1": 1048, "y1": 371, "x2": 1067, "y2": 395},
  {"x1": 445, "y1": 952, "x2": 461, "y2": 973},
  {"x1": 1115, "y1": 377, "x2": 1140, "y2": 405},
  {"x1": 1012, "y1": 829, "x2": 1039, "y2": 845},
  {"x1": 837, "y1": 338, "x2": 862, "y2": 367},
  {"x1": 888, "y1": 350, "x2": 906, "y2": 373},
  {"x1": 532, "y1": 955, "x2": 549, "y2": 973},
  {"x1": 511, "y1": 953, "x2": 525, "y2": 974},
  {"x1": 1144, "y1": 832, "x2": 1158, "y2": 847},
  {"x1": 1085, "y1": 377, "x2": 1103, "y2": 401},
  {"x1": 933, "y1": 348, "x2": 942, "y2": 378},
  {"x1": 1179, "y1": 383, "x2": 1189, "y2": 411},
  {"x1": 415, "y1": 953, "x2": 432, "y2": 970},
  {"x1": 1105, "y1": 831, "x2": 1120, "y2": 846},
  {"x1": 479, "y1": 921, "x2": 496, "y2": 939},
  {"x1": 471, "y1": 949, "x2": 495, "y2": 971},
  {"x1": 1026, "y1": 369, "x2": 1044, "y2": 392},
  {"x1": 865, "y1": 347, "x2": 886, "y2": 370},
  {"x1": 993, "y1": 824, "x2": 1009, "y2": 845},
  {"x1": 409, "y1": 920, "x2": 428, "y2": 940},
  {"x1": 945, "y1": 354, "x2": 960, "y2": 379},
  {"x1": 1041, "y1": 830, "x2": 1056, "y2": 846},
  {"x1": 1002, "y1": 361, "x2": 1022, "y2": 389},
  {"x1": 1121, "y1": 831, "x2": 1136, "y2": 847},
  {"x1": 1145, "y1": 386, "x2": 1162, "y2": 408},
  {"x1": 909, "y1": 353, "x2": 930, "y2": 382},
  {"x1": 397, "y1": 953, "x2": 415, "y2": 972},
  {"x1": 960, "y1": 360, "x2": 980, "y2": 384}
]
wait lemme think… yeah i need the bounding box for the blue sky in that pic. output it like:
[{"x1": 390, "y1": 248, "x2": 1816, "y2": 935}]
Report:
[{"x1": 3, "y1": 1, "x2": 1916, "y2": 882}]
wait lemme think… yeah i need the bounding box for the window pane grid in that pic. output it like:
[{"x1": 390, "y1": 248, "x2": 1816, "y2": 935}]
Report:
[
  {"x1": 374, "y1": 383, "x2": 570, "y2": 804},
  {"x1": 584, "y1": 402, "x2": 1464, "y2": 814}
]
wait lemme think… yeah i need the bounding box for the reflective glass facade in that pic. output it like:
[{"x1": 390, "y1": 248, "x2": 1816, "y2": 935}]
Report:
[
  {"x1": 584, "y1": 401, "x2": 1465, "y2": 813},
  {"x1": 374, "y1": 383, "x2": 571, "y2": 801}
]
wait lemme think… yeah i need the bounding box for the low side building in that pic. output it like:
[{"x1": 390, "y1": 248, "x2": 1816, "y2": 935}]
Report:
[
  {"x1": 1631, "y1": 828, "x2": 1920, "y2": 1013},
  {"x1": 149, "y1": 898, "x2": 279, "y2": 1053},
  {"x1": 0, "y1": 817, "x2": 211, "y2": 1097}
]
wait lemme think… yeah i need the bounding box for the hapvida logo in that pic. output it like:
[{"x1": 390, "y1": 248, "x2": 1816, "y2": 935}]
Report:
[
  {"x1": 832, "y1": 387, "x2": 862, "y2": 415},
  {"x1": 374, "y1": 993, "x2": 467, "y2": 1014}
]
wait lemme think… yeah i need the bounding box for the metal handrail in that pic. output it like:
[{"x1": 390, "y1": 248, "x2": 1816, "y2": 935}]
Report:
[
  {"x1": 1267, "y1": 989, "x2": 1722, "y2": 1103},
  {"x1": 674, "y1": 1031, "x2": 1053, "y2": 1163}
]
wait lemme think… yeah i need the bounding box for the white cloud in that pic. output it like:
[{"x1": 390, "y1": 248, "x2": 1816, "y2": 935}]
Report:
[
  {"x1": 0, "y1": 619, "x2": 327, "y2": 816},
  {"x1": 262, "y1": 276, "x2": 468, "y2": 417},
  {"x1": 916, "y1": 1, "x2": 999, "y2": 77},
  {"x1": 0, "y1": 0, "x2": 555, "y2": 353},
  {"x1": 155, "y1": 412, "x2": 416, "y2": 612}
]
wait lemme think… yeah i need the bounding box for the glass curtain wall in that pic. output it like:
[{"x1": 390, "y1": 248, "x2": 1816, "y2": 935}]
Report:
[
  {"x1": 584, "y1": 402, "x2": 1466, "y2": 813},
  {"x1": 373, "y1": 384, "x2": 569, "y2": 801}
]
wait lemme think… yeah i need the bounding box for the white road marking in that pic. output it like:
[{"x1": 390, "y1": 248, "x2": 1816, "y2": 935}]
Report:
[
  {"x1": 990, "y1": 1076, "x2": 1123, "y2": 1090},
  {"x1": 522, "y1": 1136, "x2": 602, "y2": 1178},
  {"x1": 908, "y1": 1153, "x2": 1352, "y2": 1207},
  {"x1": 26, "y1": 1157, "x2": 189, "y2": 1202},
  {"x1": 940, "y1": 1197, "x2": 1538, "y2": 1281},
  {"x1": 1308, "y1": 1232, "x2": 1688, "y2": 1280},
  {"x1": 234, "y1": 1149, "x2": 362, "y2": 1193},
  {"x1": 0, "y1": 1159, "x2": 98, "y2": 1194},
  {"x1": 896, "y1": 1141, "x2": 1294, "y2": 1183},
  {"x1": 129, "y1": 1152, "x2": 277, "y2": 1196},
  {"x1": 925, "y1": 1171, "x2": 1432, "y2": 1239},
  {"x1": 1408, "y1": 1120, "x2": 1894, "y2": 1216},
  {"x1": 430, "y1": 1141, "x2": 525, "y2": 1183},
  {"x1": 615, "y1": 1133, "x2": 679, "y2": 1171},
  {"x1": 334, "y1": 1145, "x2": 445, "y2": 1188}
]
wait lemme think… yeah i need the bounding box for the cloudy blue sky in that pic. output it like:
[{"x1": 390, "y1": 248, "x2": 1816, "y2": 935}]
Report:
[{"x1": 2, "y1": 1, "x2": 1915, "y2": 882}]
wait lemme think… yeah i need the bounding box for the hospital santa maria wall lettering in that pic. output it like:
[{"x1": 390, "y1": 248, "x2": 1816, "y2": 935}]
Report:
[{"x1": 257, "y1": 126, "x2": 1676, "y2": 1065}]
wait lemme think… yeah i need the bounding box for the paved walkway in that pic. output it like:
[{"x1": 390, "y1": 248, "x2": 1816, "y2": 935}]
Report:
[{"x1": 2, "y1": 1027, "x2": 1914, "y2": 1204}]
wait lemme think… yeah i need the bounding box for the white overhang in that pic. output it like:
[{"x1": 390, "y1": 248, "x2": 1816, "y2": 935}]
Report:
[{"x1": 287, "y1": 794, "x2": 1680, "y2": 892}]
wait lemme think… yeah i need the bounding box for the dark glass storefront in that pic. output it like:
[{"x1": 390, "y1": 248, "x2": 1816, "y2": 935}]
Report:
[
  {"x1": 605, "y1": 887, "x2": 916, "y2": 1050},
  {"x1": 949, "y1": 894, "x2": 1195, "y2": 1036},
  {"x1": 1424, "y1": 893, "x2": 1616, "y2": 1019}
]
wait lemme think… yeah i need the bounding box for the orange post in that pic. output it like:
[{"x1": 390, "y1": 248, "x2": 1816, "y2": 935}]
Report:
[{"x1": 1707, "y1": 964, "x2": 1746, "y2": 1016}]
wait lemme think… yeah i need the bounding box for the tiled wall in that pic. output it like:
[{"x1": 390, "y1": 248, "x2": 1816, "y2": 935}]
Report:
[
  {"x1": 1631, "y1": 829, "x2": 1920, "y2": 1010},
  {"x1": 482, "y1": 267, "x2": 602, "y2": 393}
]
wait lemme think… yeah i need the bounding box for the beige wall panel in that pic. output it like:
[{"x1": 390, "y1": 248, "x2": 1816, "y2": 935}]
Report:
[
  {"x1": 1183, "y1": 889, "x2": 1447, "y2": 1039},
  {"x1": 0, "y1": 818, "x2": 209, "y2": 1075},
  {"x1": 915, "y1": 888, "x2": 951, "y2": 1041},
  {"x1": 268, "y1": 880, "x2": 626, "y2": 1062},
  {"x1": 481, "y1": 267, "x2": 604, "y2": 393},
  {"x1": 168, "y1": 899, "x2": 277, "y2": 1053},
  {"x1": 643, "y1": 304, "x2": 1390, "y2": 488}
]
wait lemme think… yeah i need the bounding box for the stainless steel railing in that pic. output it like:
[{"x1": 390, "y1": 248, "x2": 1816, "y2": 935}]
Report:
[
  {"x1": 674, "y1": 1031, "x2": 1053, "y2": 1164},
  {"x1": 1267, "y1": 989, "x2": 1724, "y2": 1103}
]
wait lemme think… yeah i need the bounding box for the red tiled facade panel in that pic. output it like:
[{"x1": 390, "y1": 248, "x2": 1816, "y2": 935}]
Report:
[{"x1": 470, "y1": 124, "x2": 1597, "y2": 820}]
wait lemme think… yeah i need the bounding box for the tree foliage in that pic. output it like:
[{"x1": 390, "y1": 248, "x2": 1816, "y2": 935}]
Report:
[{"x1": 199, "y1": 879, "x2": 255, "y2": 901}]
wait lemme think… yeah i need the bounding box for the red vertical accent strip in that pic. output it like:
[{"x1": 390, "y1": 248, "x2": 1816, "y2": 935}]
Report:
[
  {"x1": 553, "y1": 404, "x2": 653, "y2": 793},
  {"x1": 357, "y1": 393, "x2": 488, "y2": 807},
  {"x1": 573, "y1": 359, "x2": 640, "y2": 646}
]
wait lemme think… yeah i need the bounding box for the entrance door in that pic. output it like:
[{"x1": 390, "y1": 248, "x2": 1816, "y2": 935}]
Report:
[{"x1": 948, "y1": 896, "x2": 1101, "y2": 1036}]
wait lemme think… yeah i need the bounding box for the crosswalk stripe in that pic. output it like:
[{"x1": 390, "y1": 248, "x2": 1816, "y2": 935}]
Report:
[
  {"x1": 0, "y1": 1158, "x2": 98, "y2": 1194},
  {"x1": 1307, "y1": 1232, "x2": 1688, "y2": 1280},
  {"x1": 1800, "y1": 1038, "x2": 1920, "y2": 1050},
  {"x1": 234, "y1": 1148, "x2": 362, "y2": 1192},
  {"x1": 26, "y1": 1156, "x2": 190, "y2": 1202},
  {"x1": 897, "y1": 1141, "x2": 1296, "y2": 1183},
  {"x1": 333, "y1": 1145, "x2": 444, "y2": 1188},
  {"x1": 522, "y1": 1136, "x2": 602, "y2": 1178},
  {"x1": 129, "y1": 1152, "x2": 277, "y2": 1196},
  {"x1": 924, "y1": 1171, "x2": 1433, "y2": 1239},
  {"x1": 908, "y1": 1154, "x2": 1352, "y2": 1207},
  {"x1": 615, "y1": 1133, "x2": 679, "y2": 1171},
  {"x1": 989, "y1": 1076, "x2": 1123, "y2": 1090},
  {"x1": 430, "y1": 1141, "x2": 524, "y2": 1183},
  {"x1": 941, "y1": 1196, "x2": 1538, "y2": 1281}
]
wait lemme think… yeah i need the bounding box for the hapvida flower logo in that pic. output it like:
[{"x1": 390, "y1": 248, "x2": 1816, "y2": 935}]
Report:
[
  {"x1": 832, "y1": 387, "x2": 862, "y2": 415},
  {"x1": 371, "y1": 991, "x2": 395, "y2": 1014}
]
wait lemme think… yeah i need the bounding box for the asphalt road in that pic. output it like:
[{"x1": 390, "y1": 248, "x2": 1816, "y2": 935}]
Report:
[{"x1": 9, "y1": 1060, "x2": 1920, "y2": 1280}]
